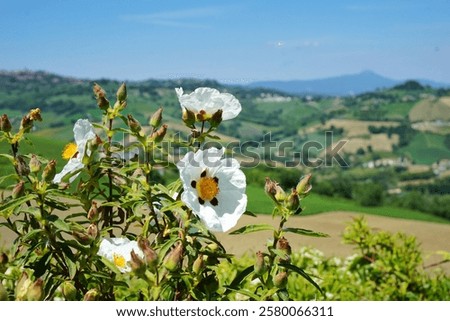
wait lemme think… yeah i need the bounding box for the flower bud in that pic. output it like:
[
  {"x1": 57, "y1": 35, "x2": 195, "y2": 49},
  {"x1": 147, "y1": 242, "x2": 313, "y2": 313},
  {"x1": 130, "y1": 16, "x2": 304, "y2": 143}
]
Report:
[
  {"x1": 164, "y1": 242, "x2": 183, "y2": 272},
  {"x1": 138, "y1": 238, "x2": 158, "y2": 270},
  {"x1": 87, "y1": 201, "x2": 99, "y2": 222},
  {"x1": 209, "y1": 109, "x2": 223, "y2": 128},
  {"x1": 286, "y1": 188, "x2": 300, "y2": 211},
  {"x1": 296, "y1": 173, "x2": 312, "y2": 198},
  {"x1": 0, "y1": 281, "x2": 7, "y2": 301},
  {"x1": 149, "y1": 107, "x2": 163, "y2": 128},
  {"x1": 254, "y1": 251, "x2": 267, "y2": 276},
  {"x1": 42, "y1": 160, "x2": 56, "y2": 182},
  {"x1": 29, "y1": 154, "x2": 41, "y2": 173},
  {"x1": 61, "y1": 281, "x2": 77, "y2": 301},
  {"x1": 27, "y1": 279, "x2": 44, "y2": 301},
  {"x1": 12, "y1": 181, "x2": 25, "y2": 199},
  {"x1": 116, "y1": 82, "x2": 127, "y2": 102},
  {"x1": 192, "y1": 255, "x2": 205, "y2": 275},
  {"x1": 182, "y1": 108, "x2": 196, "y2": 127},
  {"x1": 87, "y1": 223, "x2": 98, "y2": 239},
  {"x1": 273, "y1": 271, "x2": 288, "y2": 288},
  {"x1": 83, "y1": 288, "x2": 99, "y2": 301},
  {"x1": 15, "y1": 272, "x2": 31, "y2": 300},
  {"x1": 16, "y1": 156, "x2": 30, "y2": 177},
  {"x1": 93, "y1": 83, "x2": 110, "y2": 111},
  {"x1": 130, "y1": 250, "x2": 146, "y2": 274},
  {"x1": 206, "y1": 243, "x2": 219, "y2": 253},
  {"x1": 277, "y1": 237, "x2": 292, "y2": 263},
  {"x1": 264, "y1": 177, "x2": 286, "y2": 202},
  {"x1": 28, "y1": 108, "x2": 42, "y2": 122},
  {"x1": 0, "y1": 114, "x2": 12, "y2": 132},
  {"x1": 150, "y1": 124, "x2": 167, "y2": 143},
  {"x1": 275, "y1": 185, "x2": 286, "y2": 202},
  {"x1": 127, "y1": 114, "x2": 142, "y2": 133},
  {"x1": 264, "y1": 177, "x2": 278, "y2": 202},
  {"x1": 20, "y1": 115, "x2": 33, "y2": 133}
]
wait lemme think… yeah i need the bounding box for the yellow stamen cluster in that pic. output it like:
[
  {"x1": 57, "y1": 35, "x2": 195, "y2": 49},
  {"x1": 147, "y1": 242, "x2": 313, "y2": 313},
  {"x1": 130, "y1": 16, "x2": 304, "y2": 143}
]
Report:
[
  {"x1": 62, "y1": 142, "x2": 78, "y2": 160},
  {"x1": 196, "y1": 177, "x2": 219, "y2": 201},
  {"x1": 113, "y1": 253, "x2": 126, "y2": 269}
]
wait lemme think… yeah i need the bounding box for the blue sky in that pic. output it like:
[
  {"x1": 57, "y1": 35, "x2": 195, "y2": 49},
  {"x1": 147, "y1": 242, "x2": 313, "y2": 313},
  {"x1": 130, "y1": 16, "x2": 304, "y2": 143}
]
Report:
[{"x1": 1, "y1": 0, "x2": 450, "y2": 83}]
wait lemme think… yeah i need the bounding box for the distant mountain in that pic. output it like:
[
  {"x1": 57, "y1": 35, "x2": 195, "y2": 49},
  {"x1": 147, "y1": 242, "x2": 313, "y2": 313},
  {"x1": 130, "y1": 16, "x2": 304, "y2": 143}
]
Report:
[{"x1": 247, "y1": 70, "x2": 450, "y2": 96}]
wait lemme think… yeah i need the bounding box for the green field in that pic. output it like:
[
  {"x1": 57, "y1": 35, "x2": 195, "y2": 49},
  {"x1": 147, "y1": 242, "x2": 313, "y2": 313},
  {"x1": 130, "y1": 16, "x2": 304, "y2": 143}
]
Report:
[
  {"x1": 379, "y1": 101, "x2": 415, "y2": 120},
  {"x1": 246, "y1": 183, "x2": 450, "y2": 224},
  {"x1": 399, "y1": 132, "x2": 450, "y2": 164}
]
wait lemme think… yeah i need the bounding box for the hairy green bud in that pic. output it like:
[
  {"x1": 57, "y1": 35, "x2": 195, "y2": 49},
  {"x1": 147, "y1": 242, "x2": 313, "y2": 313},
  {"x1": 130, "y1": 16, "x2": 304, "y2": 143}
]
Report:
[{"x1": 149, "y1": 107, "x2": 163, "y2": 128}]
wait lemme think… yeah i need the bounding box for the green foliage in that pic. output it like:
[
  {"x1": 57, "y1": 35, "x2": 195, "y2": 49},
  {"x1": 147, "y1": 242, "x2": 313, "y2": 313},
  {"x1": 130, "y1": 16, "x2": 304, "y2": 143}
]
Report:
[
  {"x1": 352, "y1": 182, "x2": 385, "y2": 207},
  {"x1": 217, "y1": 217, "x2": 450, "y2": 300}
]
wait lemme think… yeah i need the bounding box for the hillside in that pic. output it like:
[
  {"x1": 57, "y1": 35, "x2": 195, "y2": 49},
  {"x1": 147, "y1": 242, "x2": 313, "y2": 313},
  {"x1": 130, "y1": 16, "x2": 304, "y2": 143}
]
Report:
[{"x1": 1, "y1": 70, "x2": 450, "y2": 222}]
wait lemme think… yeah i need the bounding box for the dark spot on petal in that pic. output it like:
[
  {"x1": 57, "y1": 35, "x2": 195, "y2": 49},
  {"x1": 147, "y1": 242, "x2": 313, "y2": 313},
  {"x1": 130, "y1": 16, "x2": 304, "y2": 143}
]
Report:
[
  {"x1": 198, "y1": 197, "x2": 205, "y2": 205},
  {"x1": 200, "y1": 169, "x2": 207, "y2": 177},
  {"x1": 213, "y1": 176, "x2": 219, "y2": 184},
  {"x1": 191, "y1": 180, "x2": 197, "y2": 188},
  {"x1": 210, "y1": 197, "x2": 219, "y2": 206}
]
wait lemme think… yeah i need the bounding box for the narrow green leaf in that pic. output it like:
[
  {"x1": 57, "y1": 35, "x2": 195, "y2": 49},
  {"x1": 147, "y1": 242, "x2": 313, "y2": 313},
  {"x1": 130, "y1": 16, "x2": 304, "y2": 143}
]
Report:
[
  {"x1": 283, "y1": 227, "x2": 329, "y2": 238},
  {"x1": 279, "y1": 263, "x2": 323, "y2": 295},
  {"x1": 225, "y1": 265, "x2": 254, "y2": 292},
  {"x1": 243, "y1": 210, "x2": 257, "y2": 217},
  {"x1": 224, "y1": 287, "x2": 261, "y2": 301},
  {"x1": 229, "y1": 224, "x2": 275, "y2": 235},
  {"x1": 0, "y1": 194, "x2": 35, "y2": 217},
  {"x1": 0, "y1": 153, "x2": 14, "y2": 162},
  {"x1": 44, "y1": 197, "x2": 70, "y2": 211},
  {"x1": 50, "y1": 217, "x2": 72, "y2": 232}
]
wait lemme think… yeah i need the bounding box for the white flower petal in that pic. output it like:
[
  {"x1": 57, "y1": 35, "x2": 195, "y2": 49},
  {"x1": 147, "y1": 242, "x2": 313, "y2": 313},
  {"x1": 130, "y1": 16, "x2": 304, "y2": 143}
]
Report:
[
  {"x1": 53, "y1": 119, "x2": 95, "y2": 184},
  {"x1": 98, "y1": 237, "x2": 144, "y2": 273},
  {"x1": 176, "y1": 87, "x2": 241, "y2": 121},
  {"x1": 178, "y1": 148, "x2": 247, "y2": 233},
  {"x1": 53, "y1": 158, "x2": 83, "y2": 183},
  {"x1": 74, "y1": 119, "x2": 96, "y2": 159}
]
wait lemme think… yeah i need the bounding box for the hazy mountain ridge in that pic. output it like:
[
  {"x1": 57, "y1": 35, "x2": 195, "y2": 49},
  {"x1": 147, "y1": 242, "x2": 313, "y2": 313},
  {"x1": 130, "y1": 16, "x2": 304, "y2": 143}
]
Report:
[{"x1": 248, "y1": 70, "x2": 450, "y2": 96}]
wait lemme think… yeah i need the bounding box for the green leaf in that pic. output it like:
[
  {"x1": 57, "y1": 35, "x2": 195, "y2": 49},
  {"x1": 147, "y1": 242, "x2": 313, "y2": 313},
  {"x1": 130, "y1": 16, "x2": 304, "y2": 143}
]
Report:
[
  {"x1": 33, "y1": 252, "x2": 53, "y2": 278},
  {"x1": 225, "y1": 265, "x2": 254, "y2": 293},
  {"x1": 0, "y1": 173, "x2": 18, "y2": 185},
  {"x1": 223, "y1": 287, "x2": 261, "y2": 301},
  {"x1": 0, "y1": 153, "x2": 14, "y2": 162},
  {"x1": 206, "y1": 134, "x2": 221, "y2": 140},
  {"x1": 44, "y1": 197, "x2": 71, "y2": 211},
  {"x1": 279, "y1": 263, "x2": 323, "y2": 295},
  {"x1": 243, "y1": 210, "x2": 257, "y2": 217},
  {"x1": 48, "y1": 216, "x2": 72, "y2": 232},
  {"x1": 229, "y1": 224, "x2": 275, "y2": 235},
  {"x1": 283, "y1": 227, "x2": 329, "y2": 238},
  {"x1": 0, "y1": 194, "x2": 36, "y2": 217}
]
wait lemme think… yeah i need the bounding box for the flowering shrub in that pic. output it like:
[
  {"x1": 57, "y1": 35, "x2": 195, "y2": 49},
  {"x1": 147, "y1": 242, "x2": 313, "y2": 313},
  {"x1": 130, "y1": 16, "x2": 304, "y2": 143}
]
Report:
[{"x1": 0, "y1": 83, "x2": 326, "y2": 300}]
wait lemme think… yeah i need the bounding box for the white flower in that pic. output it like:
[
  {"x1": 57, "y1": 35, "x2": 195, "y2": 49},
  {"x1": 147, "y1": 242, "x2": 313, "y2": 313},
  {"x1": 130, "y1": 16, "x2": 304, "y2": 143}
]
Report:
[
  {"x1": 53, "y1": 119, "x2": 96, "y2": 183},
  {"x1": 175, "y1": 87, "x2": 241, "y2": 121},
  {"x1": 97, "y1": 237, "x2": 144, "y2": 273},
  {"x1": 177, "y1": 147, "x2": 247, "y2": 232}
]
